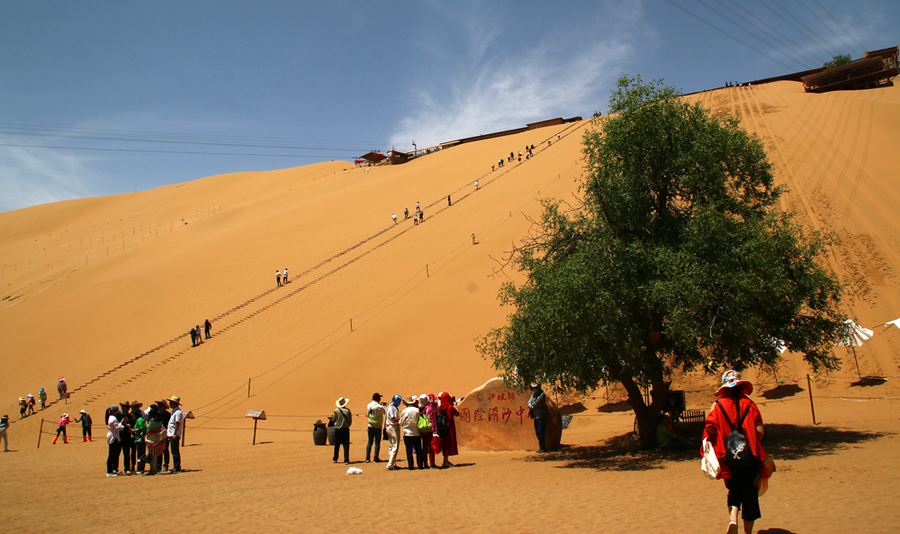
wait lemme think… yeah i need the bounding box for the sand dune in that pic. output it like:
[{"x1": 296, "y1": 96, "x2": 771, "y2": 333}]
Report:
[{"x1": 2, "y1": 81, "x2": 900, "y2": 533}]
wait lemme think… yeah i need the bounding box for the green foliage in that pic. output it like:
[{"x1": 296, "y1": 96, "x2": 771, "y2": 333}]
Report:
[
  {"x1": 477, "y1": 75, "x2": 845, "y2": 448},
  {"x1": 823, "y1": 54, "x2": 852, "y2": 68}
]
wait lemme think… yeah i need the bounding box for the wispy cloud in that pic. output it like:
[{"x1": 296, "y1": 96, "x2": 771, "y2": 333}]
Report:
[
  {"x1": 0, "y1": 146, "x2": 97, "y2": 213},
  {"x1": 390, "y1": 2, "x2": 647, "y2": 150},
  {"x1": 0, "y1": 111, "x2": 256, "y2": 213}
]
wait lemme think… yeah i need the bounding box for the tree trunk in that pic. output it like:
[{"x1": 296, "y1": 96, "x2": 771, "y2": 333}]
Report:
[{"x1": 615, "y1": 357, "x2": 670, "y2": 450}]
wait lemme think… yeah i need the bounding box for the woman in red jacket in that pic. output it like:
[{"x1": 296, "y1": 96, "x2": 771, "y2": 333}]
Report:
[
  {"x1": 437, "y1": 392, "x2": 459, "y2": 468},
  {"x1": 703, "y1": 370, "x2": 772, "y2": 534}
]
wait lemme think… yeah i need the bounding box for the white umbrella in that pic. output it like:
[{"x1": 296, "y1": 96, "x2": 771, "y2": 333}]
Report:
[
  {"x1": 883, "y1": 317, "x2": 900, "y2": 329},
  {"x1": 835, "y1": 319, "x2": 874, "y2": 379}
]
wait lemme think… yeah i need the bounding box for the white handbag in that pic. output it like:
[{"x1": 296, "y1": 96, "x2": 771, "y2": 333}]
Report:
[{"x1": 701, "y1": 438, "x2": 720, "y2": 479}]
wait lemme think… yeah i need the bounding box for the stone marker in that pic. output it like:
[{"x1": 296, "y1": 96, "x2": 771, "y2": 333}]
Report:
[{"x1": 456, "y1": 377, "x2": 562, "y2": 452}]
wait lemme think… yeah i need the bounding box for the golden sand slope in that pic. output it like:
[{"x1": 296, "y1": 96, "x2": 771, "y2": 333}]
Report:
[
  {"x1": 1, "y1": 120, "x2": 587, "y2": 427},
  {"x1": 2, "y1": 82, "x2": 900, "y2": 533}
]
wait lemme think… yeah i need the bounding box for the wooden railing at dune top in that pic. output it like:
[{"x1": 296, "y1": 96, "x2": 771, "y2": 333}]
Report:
[{"x1": 802, "y1": 46, "x2": 899, "y2": 93}]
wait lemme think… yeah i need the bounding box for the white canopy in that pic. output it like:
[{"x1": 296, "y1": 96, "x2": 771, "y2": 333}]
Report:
[{"x1": 835, "y1": 318, "x2": 873, "y2": 348}]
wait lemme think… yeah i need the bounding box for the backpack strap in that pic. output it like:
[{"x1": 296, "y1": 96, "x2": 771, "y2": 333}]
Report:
[
  {"x1": 714, "y1": 400, "x2": 736, "y2": 431},
  {"x1": 734, "y1": 398, "x2": 749, "y2": 430}
]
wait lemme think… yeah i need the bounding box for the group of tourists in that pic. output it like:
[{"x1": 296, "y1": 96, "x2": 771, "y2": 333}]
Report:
[
  {"x1": 16, "y1": 386, "x2": 51, "y2": 419},
  {"x1": 104, "y1": 395, "x2": 185, "y2": 477},
  {"x1": 493, "y1": 144, "x2": 537, "y2": 171},
  {"x1": 189, "y1": 319, "x2": 212, "y2": 346},
  {"x1": 410, "y1": 202, "x2": 425, "y2": 225},
  {"x1": 331, "y1": 392, "x2": 460, "y2": 470}
]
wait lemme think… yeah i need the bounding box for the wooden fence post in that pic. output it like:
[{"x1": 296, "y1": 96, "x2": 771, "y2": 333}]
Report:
[{"x1": 807, "y1": 374, "x2": 817, "y2": 425}]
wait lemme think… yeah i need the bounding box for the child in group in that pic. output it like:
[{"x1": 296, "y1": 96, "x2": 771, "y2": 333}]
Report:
[{"x1": 52, "y1": 413, "x2": 74, "y2": 444}]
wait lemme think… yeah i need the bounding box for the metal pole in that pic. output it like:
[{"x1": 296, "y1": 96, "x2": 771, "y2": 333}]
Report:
[
  {"x1": 807, "y1": 374, "x2": 817, "y2": 425},
  {"x1": 252, "y1": 419, "x2": 258, "y2": 445},
  {"x1": 182, "y1": 420, "x2": 186, "y2": 447},
  {"x1": 37, "y1": 419, "x2": 44, "y2": 448},
  {"x1": 851, "y1": 346, "x2": 862, "y2": 380},
  {"x1": 248, "y1": 378, "x2": 251, "y2": 398},
  {"x1": 350, "y1": 319, "x2": 353, "y2": 332}
]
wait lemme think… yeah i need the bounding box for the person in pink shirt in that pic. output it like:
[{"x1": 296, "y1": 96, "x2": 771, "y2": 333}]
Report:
[
  {"x1": 52, "y1": 413, "x2": 74, "y2": 444},
  {"x1": 419, "y1": 394, "x2": 438, "y2": 468}
]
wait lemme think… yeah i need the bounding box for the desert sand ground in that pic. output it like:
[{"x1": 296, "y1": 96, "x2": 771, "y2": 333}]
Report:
[{"x1": 2, "y1": 81, "x2": 900, "y2": 533}]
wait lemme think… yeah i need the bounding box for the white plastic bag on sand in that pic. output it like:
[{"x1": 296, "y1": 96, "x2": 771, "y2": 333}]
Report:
[
  {"x1": 701, "y1": 438, "x2": 720, "y2": 479},
  {"x1": 346, "y1": 467, "x2": 363, "y2": 475}
]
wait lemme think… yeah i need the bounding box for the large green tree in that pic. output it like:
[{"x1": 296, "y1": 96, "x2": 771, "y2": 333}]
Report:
[{"x1": 477, "y1": 76, "x2": 845, "y2": 449}]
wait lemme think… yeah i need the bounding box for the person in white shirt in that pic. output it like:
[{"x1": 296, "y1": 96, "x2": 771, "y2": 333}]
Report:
[
  {"x1": 106, "y1": 405, "x2": 125, "y2": 476},
  {"x1": 365, "y1": 393, "x2": 386, "y2": 463},
  {"x1": 384, "y1": 395, "x2": 402, "y2": 471},
  {"x1": 399, "y1": 396, "x2": 422, "y2": 470},
  {"x1": 166, "y1": 395, "x2": 184, "y2": 473}
]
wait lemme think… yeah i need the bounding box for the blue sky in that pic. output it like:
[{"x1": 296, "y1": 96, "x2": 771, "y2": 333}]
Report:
[{"x1": 1, "y1": 0, "x2": 896, "y2": 212}]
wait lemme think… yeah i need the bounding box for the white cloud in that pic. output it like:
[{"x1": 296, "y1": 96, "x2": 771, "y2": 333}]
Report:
[
  {"x1": 0, "y1": 146, "x2": 97, "y2": 213},
  {"x1": 390, "y1": 3, "x2": 647, "y2": 150},
  {"x1": 0, "y1": 110, "x2": 256, "y2": 213}
]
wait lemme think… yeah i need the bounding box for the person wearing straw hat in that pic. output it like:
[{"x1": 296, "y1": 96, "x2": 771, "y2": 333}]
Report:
[
  {"x1": 331, "y1": 397, "x2": 352, "y2": 464},
  {"x1": 18, "y1": 397, "x2": 27, "y2": 418},
  {"x1": 703, "y1": 370, "x2": 772, "y2": 534},
  {"x1": 166, "y1": 395, "x2": 184, "y2": 474},
  {"x1": 399, "y1": 395, "x2": 422, "y2": 470},
  {"x1": 75, "y1": 409, "x2": 93, "y2": 442}
]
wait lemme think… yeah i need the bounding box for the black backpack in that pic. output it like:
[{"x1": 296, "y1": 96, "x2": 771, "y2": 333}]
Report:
[
  {"x1": 436, "y1": 413, "x2": 450, "y2": 437},
  {"x1": 715, "y1": 399, "x2": 755, "y2": 469}
]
